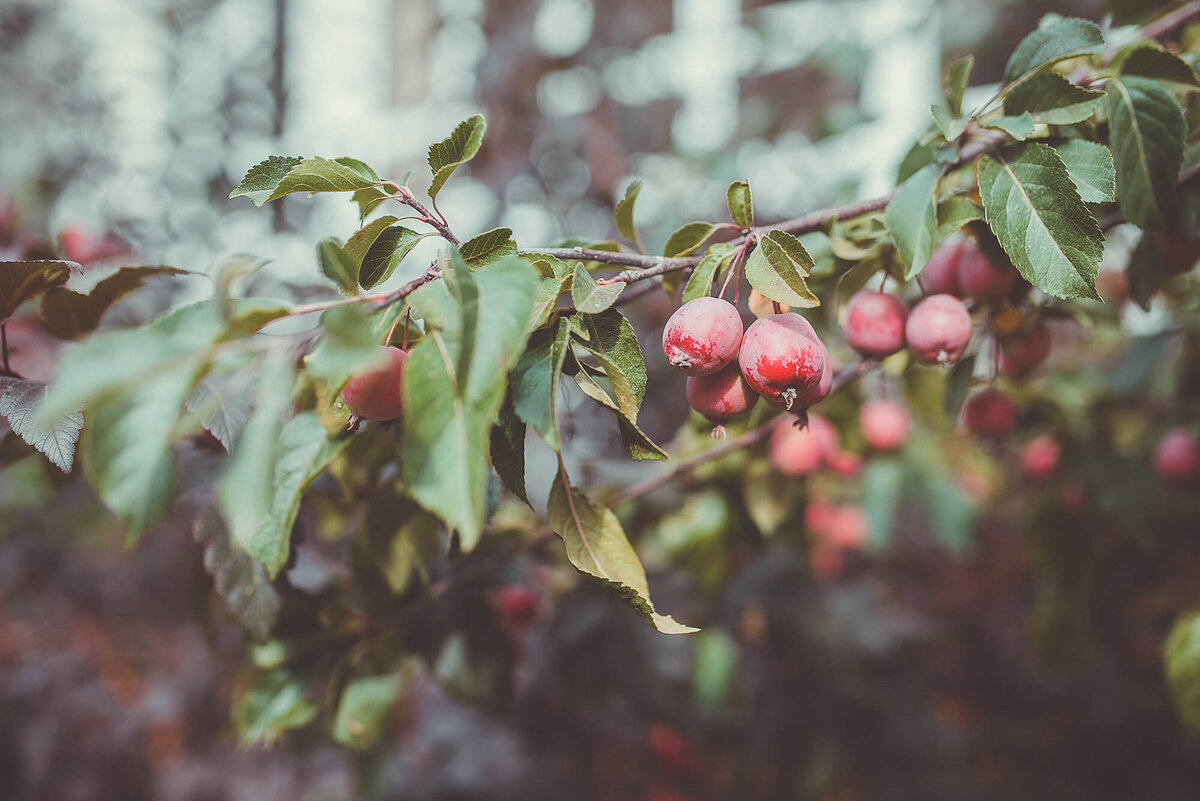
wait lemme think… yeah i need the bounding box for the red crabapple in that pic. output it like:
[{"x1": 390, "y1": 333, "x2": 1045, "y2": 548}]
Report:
[
  {"x1": 496, "y1": 585, "x2": 541, "y2": 630},
  {"x1": 827, "y1": 449, "x2": 862, "y2": 476},
  {"x1": 843, "y1": 289, "x2": 908, "y2": 358},
  {"x1": 1020, "y1": 434, "x2": 1060, "y2": 479},
  {"x1": 961, "y1": 389, "x2": 1017, "y2": 438},
  {"x1": 998, "y1": 320, "x2": 1051, "y2": 379},
  {"x1": 686, "y1": 362, "x2": 757, "y2": 437},
  {"x1": 957, "y1": 243, "x2": 1019, "y2": 303},
  {"x1": 662, "y1": 297, "x2": 743, "y2": 376},
  {"x1": 1154, "y1": 428, "x2": 1198, "y2": 483},
  {"x1": 787, "y1": 339, "x2": 833, "y2": 412},
  {"x1": 768, "y1": 414, "x2": 837, "y2": 476},
  {"x1": 905, "y1": 294, "x2": 973, "y2": 365},
  {"x1": 340, "y1": 346, "x2": 408, "y2": 421},
  {"x1": 739, "y1": 313, "x2": 827, "y2": 410},
  {"x1": 860, "y1": 400, "x2": 909, "y2": 451},
  {"x1": 921, "y1": 241, "x2": 965, "y2": 296},
  {"x1": 825, "y1": 505, "x2": 868, "y2": 550}
]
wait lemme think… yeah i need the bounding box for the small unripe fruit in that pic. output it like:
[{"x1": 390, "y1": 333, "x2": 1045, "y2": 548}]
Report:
[
  {"x1": 739, "y1": 313, "x2": 827, "y2": 410},
  {"x1": 843, "y1": 289, "x2": 908, "y2": 358},
  {"x1": 1154, "y1": 428, "x2": 1198, "y2": 483},
  {"x1": 961, "y1": 389, "x2": 1017, "y2": 438},
  {"x1": 662, "y1": 297, "x2": 743, "y2": 376},
  {"x1": 905, "y1": 294, "x2": 972, "y2": 365},
  {"x1": 768, "y1": 414, "x2": 837, "y2": 476},
  {"x1": 957, "y1": 244, "x2": 1019, "y2": 303},
  {"x1": 860, "y1": 400, "x2": 909, "y2": 451},
  {"x1": 998, "y1": 320, "x2": 1051, "y2": 379},
  {"x1": 340, "y1": 346, "x2": 408, "y2": 421},
  {"x1": 1020, "y1": 434, "x2": 1060, "y2": 479},
  {"x1": 921, "y1": 241, "x2": 964, "y2": 296},
  {"x1": 686, "y1": 362, "x2": 757, "y2": 423}
]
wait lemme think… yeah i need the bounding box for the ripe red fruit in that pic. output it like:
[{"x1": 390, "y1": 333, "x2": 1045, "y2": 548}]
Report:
[
  {"x1": 860, "y1": 400, "x2": 909, "y2": 451},
  {"x1": 1020, "y1": 434, "x2": 1060, "y2": 479},
  {"x1": 648, "y1": 724, "x2": 702, "y2": 776},
  {"x1": 998, "y1": 320, "x2": 1051, "y2": 379},
  {"x1": 685, "y1": 362, "x2": 757, "y2": 423},
  {"x1": 921, "y1": 241, "x2": 965, "y2": 296},
  {"x1": 905, "y1": 294, "x2": 972, "y2": 365},
  {"x1": 1154, "y1": 428, "x2": 1198, "y2": 483},
  {"x1": 961, "y1": 389, "x2": 1017, "y2": 438},
  {"x1": 825, "y1": 505, "x2": 868, "y2": 550},
  {"x1": 1151, "y1": 233, "x2": 1200, "y2": 277},
  {"x1": 496, "y1": 585, "x2": 541, "y2": 630},
  {"x1": 339, "y1": 346, "x2": 408, "y2": 421},
  {"x1": 662, "y1": 297, "x2": 743, "y2": 376},
  {"x1": 768, "y1": 414, "x2": 837, "y2": 476},
  {"x1": 739, "y1": 313, "x2": 827, "y2": 410},
  {"x1": 843, "y1": 289, "x2": 908, "y2": 358},
  {"x1": 957, "y1": 244, "x2": 1019, "y2": 303}
]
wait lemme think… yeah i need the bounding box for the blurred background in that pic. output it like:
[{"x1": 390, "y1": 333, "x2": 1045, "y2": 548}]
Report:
[{"x1": 4, "y1": 0, "x2": 1200, "y2": 800}]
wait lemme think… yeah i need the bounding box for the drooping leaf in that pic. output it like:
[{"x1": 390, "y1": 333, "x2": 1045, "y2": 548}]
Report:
[
  {"x1": 1127, "y1": 231, "x2": 1165, "y2": 311},
  {"x1": 229, "y1": 155, "x2": 303, "y2": 205},
  {"x1": 977, "y1": 142, "x2": 1103, "y2": 299},
  {"x1": 1054, "y1": 139, "x2": 1116, "y2": 203},
  {"x1": 663, "y1": 222, "x2": 718, "y2": 258},
  {"x1": 40, "y1": 266, "x2": 188, "y2": 339},
  {"x1": 491, "y1": 394, "x2": 529, "y2": 504},
  {"x1": 0, "y1": 378, "x2": 82, "y2": 472},
  {"x1": 315, "y1": 239, "x2": 359, "y2": 297},
  {"x1": 333, "y1": 669, "x2": 414, "y2": 749},
  {"x1": 1004, "y1": 72, "x2": 1104, "y2": 124},
  {"x1": 1165, "y1": 611, "x2": 1200, "y2": 732},
  {"x1": 0, "y1": 260, "x2": 76, "y2": 320},
  {"x1": 1002, "y1": 15, "x2": 1104, "y2": 85},
  {"x1": 233, "y1": 669, "x2": 318, "y2": 746},
  {"x1": 569, "y1": 309, "x2": 647, "y2": 418},
  {"x1": 1107, "y1": 75, "x2": 1186, "y2": 231},
  {"x1": 460, "y1": 227, "x2": 516, "y2": 268},
  {"x1": 571, "y1": 263, "x2": 624, "y2": 313},
  {"x1": 427, "y1": 114, "x2": 486, "y2": 200},
  {"x1": 945, "y1": 54, "x2": 974, "y2": 116},
  {"x1": 193, "y1": 510, "x2": 281, "y2": 642},
  {"x1": 571, "y1": 362, "x2": 667, "y2": 462},
  {"x1": 358, "y1": 225, "x2": 425, "y2": 290},
  {"x1": 511, "y1": 316, "x2": 571, "y2": 450},
  {"x1": 1118, "y1": 43, "x2": 1200, "y2": 88},
  {"x1": 981, "y1": 112, "x2": 1037, "y2": 141},
  {"x1": 886, "y1": 162, "x2": 941, "y2": 279},
  {"x1": 548, "y1": 466, "x2": 696, "y2": 633},
  {"x1": 726, "y1": 180, "x2": 754, "y2": 228},
  {"x1": 401, "y1": 256, "x2": 538, "y2": 550},
  {"x1": 936, "y1": 196, "x2": 983, "y2": 242},
  {"x1": 614, "y1": 181, "x2": 643, "y2": 246},
  {"x1": 744, "y1": 229, "x2": 818, "y2": 308},
  {"x1": 682, "y1": 243, "x2": 734, "y2": 305}
]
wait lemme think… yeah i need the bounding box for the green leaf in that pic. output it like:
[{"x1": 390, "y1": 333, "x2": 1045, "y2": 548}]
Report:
[
  {"x1": 614, "y1": 181, "x2": 643, "y2": 246},
  {"x1": 977, "y1": 142, "x2": 1102, "y2": 299},
  {"x1": 427, "y1": 114, "x2": 486, "y2": 200},
  {"x1": 1128, "y1": 231, "x2": 1165, "y2": 311},
  {"x1": 315, "y1": 239, "x2": 359, "y2": 297},
  {"x1": 0, "y1": 260, "x2": 76, "y2": 320},
  {"x1": 358, "y1": 225, "x2": 425, "y2": 290},
  {"x1": 352, "y1": 185, "x2": 392, "y2": 220},
  {"x1": 741, "y1": 459, "x2": 796, "y2": 535},
  {"x1": 219, "y1": 347, "x2": 298, "y2": 557},
  {"x1": 936, "y1": 196, "x2": 983, "y2": 242},
  {"x1": 305, "y1": 305, "x2": 387, "y2": 391},
  {"x1": 229, "y1": 155, "x2": 304, "y2": 205},
  {"x1": 1165, "y1": 611, "x2": 1200, "y2": 732},
  {"x1": 931, "y1": 105, "x2": 966, "y2": 141},
  {"x1": 333, "y1": 670, "x2": 413, "y2": 749},
  {"x1": 1107, "y1": 75, "x2": 1186, "y2": 231},
  {"x1": 343, "y1": 216, "x2": 402, "y2": 268},
  {"x1": 571, "y1": 363, "x2": 667, "y2": 462},
  {"x1": 185, "y1": 370, "x2": 255, "y2": 452},
  {"x1": 943, "y1": 354, "x2": 977, "y2": 421},
  {"x1": 1002, "y1": 15, "x2": 1104, "y2": 85},
  {"x1": 491, "y1": 394, "x2": 528, "y2": 504},
  {"x1": 548, "y1": 466, "x2": 696, "y2": 633},
  {"x1": 233, "y1": 669, "x2": 318, "y2": 746},
  {"x1": 460, "y1": 227, "x2": 516, "y2": 268},
  {"x1": 1004, "y1": 72, "x2": 1104, "y2": 124},
  {"x1": 862, "y1": 458, "x2": 905, "y2": 550},
  {"x1": 0, "y1": 378, "x2": 82, "y2": 472},
  {"x1": 571, "y1": 263, "x2": 624, "y2": 313},
  {"x1": 333, "y1": 156, "x2": 381, "y2": 182},
  {"x1": 258, "y1": 157, "x2": 380, "y2": 205},
  {"x1": 569, "y1": 309, "x2": 646, "y2": 418},
  {"x1": 1118, "y1": 43, "x2": 1200, "y2": 88},
  {"x1": 981, "y1": 112, "x2": 1037, "y2": 141},
  {"x1": 376, "y1": 511, "x2": 440, "y2": 595},
  {"x1": 682, "y1": 244, "x2": 734, "y2": 305},
  {"x1": 744, "y1": 229, "x2": 818, "y2": 307},
  {"x1": 401, "y1": 256, "x2": 538, "y2": 550},
  {"x1": 511, "y1": 316, "x2": 571, "y2": 450},
  {"x1": 886, "y1": 162, "x2": 941, "y2": 279},
  {"x1": 1054, "y1": 139, "x2": 1116, "y2": 203},
  {"x1": 945, "y1": 54, "x2": 973, "y2": 116},
  {"x1": 40, "y1": 266, "x2": 188, "y2": 339},
  {"x1": 726, "y1": 180, "x2": 753, "y2": 228},
  {"x1": 193, "y1": 511, "x2": 281, "y2": 642},
  {"x1": 663, "y1": 221, "x2": 718, "y2": 257},
  {"x1": 898, "y1": 131, "x2": 955, "y2": 183}
]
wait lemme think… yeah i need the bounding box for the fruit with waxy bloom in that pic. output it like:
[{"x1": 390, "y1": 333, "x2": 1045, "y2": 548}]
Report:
[
  {"x1": 662, "y1": 297, "x2": 743, "y2": 376},
  {"x1": 1020, "y1": 434, "x2": 1060, "y2": 479},
  {"x1": 961, "y1": 389, "x2": 1017, "y2": 438},
  {"x1": 739, "y1": 313, "x2": 827, "y2": 410},
  {"x1": 1155, "y1": 428, "x2": 1198, "y2": 483},
  {"x1": 860, "y1": 400, "x2": 909, "y2": 451},
  {"x1": 339, "y1": 346, "x2": 408, "y2": 421},
  {"x1": 768, "y1": 414, "x2": 837, "y2": 476},
  {"x1": 843, "y1": 289, "x2": 908, "y2": 358},
  {"x1": 686, "y1": 362, "x2": 758, "y2": 423},
  {"x1": 921, "y1": 240, "x2": 965, "y2": 296},
  {"x1": 957, "y1": 245, "x2": 1019, "y2": 303},
  {"x1": 905, "y1": 294, "x2": 972, "y2": 365}
]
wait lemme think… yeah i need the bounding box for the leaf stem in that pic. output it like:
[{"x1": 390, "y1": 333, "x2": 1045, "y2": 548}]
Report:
[
  {"x1": 0, "y1": 323, "x2": 9, "y2": 374},
  {"x1": 389, "y1": 185, "x2": 460, "y2": 246}
]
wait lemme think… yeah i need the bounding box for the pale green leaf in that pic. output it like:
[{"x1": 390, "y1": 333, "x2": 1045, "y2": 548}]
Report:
[
  {"x1": 315, "y1": 239, "x2": 359, "y2": 297},
  {"x1": 614, "y1": 181, "x2": 642, "y2": 245},
  {"x1": 945, "y1": 54, "x2": 974, "y2": 116},
  {"x1": 342, "y1": 216, "x2": 402, "y2": 267},
  {"x1": 571, "y1": 263, "x2": 624, "y2": 313},
  {"x1": 333, "y1": 669, "x2": 413, "y2": 749},
  {"x1": 1054, "y1": 139, "x2": 1116, "y2": 203},
  {"x1": 936, "y1": 196, "x2": 983, "y2": 242},
  {"x1": 460, "y1": 227, "x2": 516, "y2": 267},
  {"x1": 305, "y1": 305, "x2": 388, "y2": 391},
  {"x1": 726, "y1": 180, "x2": 753, "y2": 228},
  {"x1": 233, "y1": 669, "x2": 318, "y2": 746},
  {"x1": 981, "y1": 112, "x2": 1037, "y2": 141},
  {"x1": 0, "y1": 378, "x2": 82, "y2": 472},
  {"x1": 682, "y1": 244, "x2": 734, "y2": 305},
  {"x1": 1002, "y1": 15, "x2": 1104, "y2": 85},
  {"x1": 885, "y1": 162, "x2": 940, "y2": 279},
  {"x1": 744, "y1": 229, "x2": 818, "y2": 307},
  {"x1": 229, "y1": 155, "x2": 303, "y2": 205},
  {"x1": 931, "y1": 105, "x2": 966, "y2": 141},
  {"x1": 427, "y1": 114, "x2": 486, "y2": 200},
  {"x1": 263, "y1": 157, "x2": 380, "y2": 204},
  {"x1": 511, "y1": 316, "x2": 571, "y2": 450}
]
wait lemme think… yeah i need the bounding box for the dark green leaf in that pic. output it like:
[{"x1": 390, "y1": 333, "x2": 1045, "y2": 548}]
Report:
[
  {"x1": 343, "y1": 216, "x2": 402, "y2": 267},
  {"x1": 548, "y1": 466, "x2": 696, "y2": 633},
  {"x1": 0, "y1": 378, "x2": 82, "y2": 472},
  {"x1": 316, "y1": 239, "x2": 359, "y2": 297},
  {"x1": 898, "y1": 131, "x2": 956, "y2": 183},
  {"x1": 1128, "y1": 231, "x2": 1165, "y2": 311},
  {"x1": 491, "y1": 394, "x2": 529, "y2": 504},
  {"x1": 359, "y1": 225, "x2": 425, "y2": 289},
  {"x1": 40, "y1": 266, "x2": 188, "y2": 339},
  {"x1": 886, "y1": 163, "x2": 941, "y2": 279},
  {"x1": 663, "y1": 222, "x2": 718, "y2": 257},
  {"x1": 571, "y1": 363, "x2": 667, "y2": 462},
  {"x1": 193, "y1": 511, "x2": 281, "y2": 642},
  {"x1": 614, "y1": 181, "x2": 643, "y2": 245},
  {"x1": 978, "y1": 142, "x2": 1102, "y2": 299},
  {"x1": 1107, "y1": 75, "x2": 1186, "y2": 230},
  {"x1": 726, "y1": 180, "x2": 753, "y2": 228},
  {"x1": 229, "y1": 155, "x2": 304, "y2": 205},
  {"x1": 461, "y1": 227, "x2": 516, "y2": 267},
  {"x1": 1004, "y1": 72, "x2": 1104, "y2": 124},
  {"x1": 569, "y1": 309, "x2": 646, "y2": 418},
  {"x1": 1054, "y1": 139, "x2": 1116, "y2": 203},
  {"x1": 511, "y1": 316, "x2": 571, "y2": 450},
  {"x1": 744, "y1": 229, "x2": 818, "y2": 307},
  {"x1": 936, "y1": 196, "x2": 983, "y2": 242},
  {"x1": 427, "y1": 114, "x2": 486, "y2": 200},
  {"x1": 1002, "y1": 15, "x2": 1104, "y2": 85},
  {"x1": 682, "y1": 243, "x2": 734, "y2": 304},
  {"x1": 571, "y1": 263, "x2": 624, "y2": 313},
  {"x1": 1118, "y1": 43, "x2": 1200, "y2": 88},
  {"x1": 943, "y1": 354, "x2": 977, "y2": 421},
  {"x1": 0, "y1": 260, "x2": 76, "y2": 320},
  {"x1": 946, "y1": 54, "x2": 974, "y2": 116}
]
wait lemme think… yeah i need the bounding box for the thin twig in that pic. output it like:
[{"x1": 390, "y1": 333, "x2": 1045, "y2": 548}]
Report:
[
  {"x1": 0, "y1": 323, "x2": 9, "y2": 375},
  {"x1": 1138, "y1": 0, "x2": 1200, "y2": 42}
]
